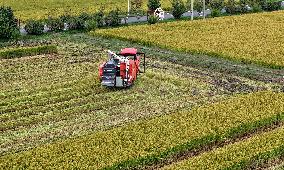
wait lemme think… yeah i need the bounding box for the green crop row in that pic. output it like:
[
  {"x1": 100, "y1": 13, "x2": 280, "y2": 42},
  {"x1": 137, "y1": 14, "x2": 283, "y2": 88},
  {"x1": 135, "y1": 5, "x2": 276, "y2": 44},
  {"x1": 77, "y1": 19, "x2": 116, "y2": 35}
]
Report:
[
  {"x1": 94, "y1": 11, "x2": 284, "y2": 69},
  {"x1": 161, "y1": 126, "x2": 284, "y2": 170},
  {"x1": 0, "y1": 45, "x2": 57, "y2": 59},
  {"x1": 0, "y1": 91, "x2": 284, "y2": 169}
]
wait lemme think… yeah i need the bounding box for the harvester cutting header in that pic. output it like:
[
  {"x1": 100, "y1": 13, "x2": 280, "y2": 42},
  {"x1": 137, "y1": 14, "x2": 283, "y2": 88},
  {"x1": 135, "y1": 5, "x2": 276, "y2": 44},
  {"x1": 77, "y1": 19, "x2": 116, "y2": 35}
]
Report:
[{"x1": 99, "y1": 48, "x2": 146, "y2": 87}]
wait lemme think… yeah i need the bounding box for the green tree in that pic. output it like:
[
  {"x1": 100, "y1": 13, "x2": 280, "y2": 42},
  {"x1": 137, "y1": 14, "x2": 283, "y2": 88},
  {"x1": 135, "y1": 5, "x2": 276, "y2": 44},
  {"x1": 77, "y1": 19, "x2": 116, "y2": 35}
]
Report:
[
  {"x1": 105, "y1": 8, "x2": 121, "y2": 27},
  {"x1": 172, "y1": 0, "x2": 187, "y2": 19},
  {"x1": 24, "y1": 19, "x2": 44, "y2": 35},
  {"x1": 131, "y1": 0, "x2": 143, "y2": 14},
  {"x1": 148, "y1": 0, "x2": 161, "y2": 12},
  {"x1": 0, "y1": 6, "x2": 19, "y2": 39},
  {"x1": 226, "y1": 0, "x2": 236, "y2": 14},
  {"x1": 209, "y1": 0, "x2": 225, "y2": 10},
  {"x1": 187, "y1": 0, "x2": 203, "y2": 13},
  {"x1": 239, "y1": 0, "x2": 249, "y2": 13},
  {"x1": 95, "y1": 7, "x2": 105, "y2": 28}
]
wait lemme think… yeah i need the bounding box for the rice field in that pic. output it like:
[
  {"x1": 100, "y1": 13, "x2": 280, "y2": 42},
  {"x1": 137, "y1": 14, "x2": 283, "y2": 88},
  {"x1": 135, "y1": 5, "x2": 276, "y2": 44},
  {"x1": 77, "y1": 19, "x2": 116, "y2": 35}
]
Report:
[
  {"x1": 162, "y1": 126, "x2": 284, "y2": 170},
  {"x1": 1, "y1": 91, "x2": 284, "y2": 169},
  {"x1": 0, "y1": 0, "x2": 173, "y2": 21},
  {"x1": 1, "y1": 9, "x2": 284, "y2": 169},
  {"x1": 1, "y1": 35, "x2": 234, "y2": 157},
  {"x1": 94, "y1": 10, "x2": 284, "y2": 68}
]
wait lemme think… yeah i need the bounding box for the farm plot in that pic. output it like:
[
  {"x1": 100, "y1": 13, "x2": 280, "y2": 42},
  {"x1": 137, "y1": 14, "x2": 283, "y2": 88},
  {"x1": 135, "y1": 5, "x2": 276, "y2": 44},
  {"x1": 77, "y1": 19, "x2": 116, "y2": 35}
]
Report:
[
  {"x1": 1, "y1": 35, "x2": 249, "y2": 156},
  {"x1": 0, "y1": 0, "x2": 172, "y2": 21},
  {"x1": 1, "y1": 33, "x2": 283, "y2": 169},
  {"x1": 94, "y1": 10, "x2": 284, "y2": 69},
  {"x1": 1, "y1": 91, "x2": 284, "y2": 169}
]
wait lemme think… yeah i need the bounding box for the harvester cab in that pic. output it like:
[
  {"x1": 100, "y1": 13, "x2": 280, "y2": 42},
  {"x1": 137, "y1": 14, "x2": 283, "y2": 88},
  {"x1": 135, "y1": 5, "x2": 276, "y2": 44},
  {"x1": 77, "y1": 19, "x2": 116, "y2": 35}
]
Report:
[{"x1": 99, "y1": 48, "x2": 146, "y2": 87}]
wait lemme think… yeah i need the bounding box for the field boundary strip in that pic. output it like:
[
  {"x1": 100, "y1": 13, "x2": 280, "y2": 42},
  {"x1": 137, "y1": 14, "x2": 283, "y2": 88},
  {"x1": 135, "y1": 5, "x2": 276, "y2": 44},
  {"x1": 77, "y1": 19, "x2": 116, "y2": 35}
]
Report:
[{"x1": 0, "y1": 45, "x2": 57, "y2": 59}]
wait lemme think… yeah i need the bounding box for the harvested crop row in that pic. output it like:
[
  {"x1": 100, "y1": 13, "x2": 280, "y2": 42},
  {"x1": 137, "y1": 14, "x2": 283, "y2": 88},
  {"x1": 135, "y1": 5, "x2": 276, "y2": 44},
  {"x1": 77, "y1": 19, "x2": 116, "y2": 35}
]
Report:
[
  {"x1": 1, "y1": 61, "x2": 214, "y2": 155},
  {"x1": 161, "y1": 126, "x2": 284, "y2": 170},
  {"x1": 0, "y1": 62, "x2": 94, "y2": 93},
  {"x1": 0, "y1": 91, "x2": 284, "y2": 169},
  {"x1": 0, "y1": 69, "x2": 209, "y2": 131},
  {"x1": 0, "y1": 78, "x2": 103, "y2": 114},
  {"x1": 0, "y1": 70, "x2": 96, "y2": 100},
  {"x1": 94, "y1": 11, "x2": 284, "y2": 68}
]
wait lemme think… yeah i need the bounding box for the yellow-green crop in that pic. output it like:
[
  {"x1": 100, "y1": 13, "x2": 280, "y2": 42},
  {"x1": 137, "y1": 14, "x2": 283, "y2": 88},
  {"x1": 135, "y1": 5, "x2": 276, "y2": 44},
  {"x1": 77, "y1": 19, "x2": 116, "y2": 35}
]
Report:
[
  {"x1": 0, "y1": 0, "x2": 173, "y2": 21},
  {"x1": 94, "y1": 11, "x2": 284, "y2": 68},
  {"x1": 162, "y1": 126, "x2": 284, "y2": 170},
  {"x1": 0, "y1": 91, "x2": 284, "y2": 169}
]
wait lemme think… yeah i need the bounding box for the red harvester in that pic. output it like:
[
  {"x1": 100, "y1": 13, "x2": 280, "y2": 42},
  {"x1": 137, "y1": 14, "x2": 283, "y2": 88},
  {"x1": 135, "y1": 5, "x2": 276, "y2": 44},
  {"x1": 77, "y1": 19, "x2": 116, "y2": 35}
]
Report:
[{"x1": 99, "y1": 48, "x2": 146, "y2": 87}]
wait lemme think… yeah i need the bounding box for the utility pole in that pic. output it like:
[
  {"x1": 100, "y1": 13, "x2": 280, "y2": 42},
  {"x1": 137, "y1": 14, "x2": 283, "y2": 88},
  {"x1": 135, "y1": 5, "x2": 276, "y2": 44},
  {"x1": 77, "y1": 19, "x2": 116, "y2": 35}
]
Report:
[
  {"x1": 203, "y1": 0, "x2": 205, "y2": 19},
  {"x1": 191, "y1": 0, "x2": 194, "y2": 20},
  {"x1": 128, "y1": 0, "x2": 130, "y2": 15}
]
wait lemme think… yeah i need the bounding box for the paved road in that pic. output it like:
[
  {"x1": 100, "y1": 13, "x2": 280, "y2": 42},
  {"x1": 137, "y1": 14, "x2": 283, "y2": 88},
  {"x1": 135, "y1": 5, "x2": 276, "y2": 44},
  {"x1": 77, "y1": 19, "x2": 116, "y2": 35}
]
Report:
[
  {"x1": 20, "y1": 10, "x2": 212, "y2": 35},
  {"x1": 122, "y1": 10, "x2": 211, "y2": 24}
]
